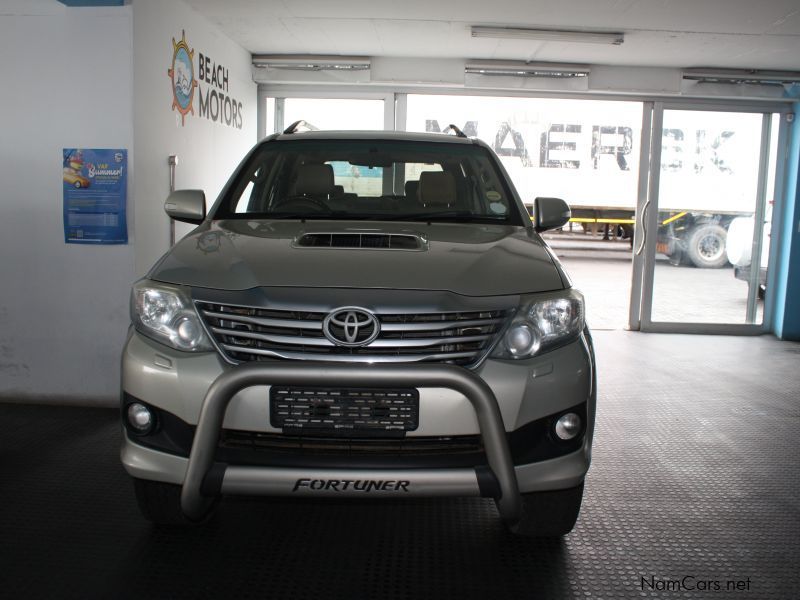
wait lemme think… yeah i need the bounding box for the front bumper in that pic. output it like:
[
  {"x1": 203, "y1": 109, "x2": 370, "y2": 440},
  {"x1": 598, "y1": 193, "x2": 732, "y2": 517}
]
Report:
[
  {"x1": 122, "y1": 430, "x2": 591, "y2": 497},
  {"x1": 121, "y1": 330, "x2": 596, "y2": 525},
  {"x1": 175, "y1": 362, "x2": 523, "y2": 522}
]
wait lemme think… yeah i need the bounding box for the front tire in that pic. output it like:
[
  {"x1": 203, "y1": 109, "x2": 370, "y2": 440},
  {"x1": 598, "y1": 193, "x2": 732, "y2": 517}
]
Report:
[
  {"x1": 133, "y1": 478, "x2": 216, "y2": 526},
  {"x1": 686, "y1": 223, "x2": 728, "y2": 268},
  {"x1": 508, "y1": 483, "x2": 584, "y2": 537}
]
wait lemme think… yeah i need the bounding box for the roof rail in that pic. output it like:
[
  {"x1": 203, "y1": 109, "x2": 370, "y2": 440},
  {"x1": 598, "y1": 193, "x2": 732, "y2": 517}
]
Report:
[
  {"x1": 442, "y1": 124, "x2": 468, "y2": 138},
  {"x1": 283, "y1": 120, "x2": 319, "y2": 134}
]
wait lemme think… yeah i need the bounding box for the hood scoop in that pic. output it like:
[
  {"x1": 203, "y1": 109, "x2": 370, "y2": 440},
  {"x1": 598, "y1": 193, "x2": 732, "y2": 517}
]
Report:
[{"x1": 295, "y1": 232, "x2": 425, "y2": 251}]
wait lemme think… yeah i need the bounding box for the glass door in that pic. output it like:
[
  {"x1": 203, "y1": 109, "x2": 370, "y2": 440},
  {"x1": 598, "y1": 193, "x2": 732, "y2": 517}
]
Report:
[{"x1": 635, "y1": 104, "x2": 778, "y2": 333}]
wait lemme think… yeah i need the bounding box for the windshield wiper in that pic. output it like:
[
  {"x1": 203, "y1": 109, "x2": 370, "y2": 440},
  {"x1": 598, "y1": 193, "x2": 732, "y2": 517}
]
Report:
[
  {"x1": 265, "y1": 212, "x2": 419, "y2": 221},
  {"x1": 267, "y1": 210, "x2": 349, "y2": 220},
  {"x1": 392, "y1": 210, "x2": 504, "y2": 222}
]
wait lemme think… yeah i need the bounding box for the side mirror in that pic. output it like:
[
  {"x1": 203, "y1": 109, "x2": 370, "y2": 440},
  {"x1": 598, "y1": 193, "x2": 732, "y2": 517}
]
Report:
[
  {"x1": 165, "y1": 190, "x2": 206, "y2": 224},
  {"x1": 533, "y1": 197, "x2": 571, "y2": 232}
]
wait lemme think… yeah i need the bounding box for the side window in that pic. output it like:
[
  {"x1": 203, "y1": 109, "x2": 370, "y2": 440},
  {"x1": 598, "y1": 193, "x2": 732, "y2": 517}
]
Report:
[
  {"x1": 234, "y1": 181, "x2": 255, "y2": 213},
  {"x1": 229, "y1": 166, "x2": 262, "y2": 214}
]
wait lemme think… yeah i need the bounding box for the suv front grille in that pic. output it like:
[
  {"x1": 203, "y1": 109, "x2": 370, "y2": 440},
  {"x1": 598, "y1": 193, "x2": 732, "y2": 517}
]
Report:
[
  {"x1": 220, "y1": 430, "x2": 483, "y2": 455},
  {"x1": 197, "y1": 302, "x2": 509, "y2": 366}
]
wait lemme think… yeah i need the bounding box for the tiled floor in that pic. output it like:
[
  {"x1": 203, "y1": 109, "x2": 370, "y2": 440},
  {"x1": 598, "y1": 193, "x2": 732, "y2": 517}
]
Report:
[{"x1": 0, "y1": 331, "x2": 798, "y2": 599}]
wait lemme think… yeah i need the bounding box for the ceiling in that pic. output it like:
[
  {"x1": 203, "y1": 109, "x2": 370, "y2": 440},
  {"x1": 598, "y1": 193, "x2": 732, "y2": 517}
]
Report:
[{"x1": 183, "y1": 0, "x2": 800, "y2": 71}]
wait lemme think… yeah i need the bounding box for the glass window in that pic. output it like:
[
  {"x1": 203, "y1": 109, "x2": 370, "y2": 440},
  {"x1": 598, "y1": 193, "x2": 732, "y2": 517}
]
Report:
[
  {"x1": 215, "y1": 139, "x2": 523, "y2": 225},
  {"x1": 283, "y1": 98, "x2": 384, "y2": 131},
  {"x1": 326, "y1": 161, "x2": 384, "y2": 196},
  {"x1": 406, "y1": 94, "x2": 643, "y2": 210}
]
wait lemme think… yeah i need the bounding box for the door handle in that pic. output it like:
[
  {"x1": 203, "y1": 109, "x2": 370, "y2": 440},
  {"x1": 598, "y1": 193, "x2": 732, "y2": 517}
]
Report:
[{"x1": 636, "y1": 200, "x2": 650, "y2": 256}]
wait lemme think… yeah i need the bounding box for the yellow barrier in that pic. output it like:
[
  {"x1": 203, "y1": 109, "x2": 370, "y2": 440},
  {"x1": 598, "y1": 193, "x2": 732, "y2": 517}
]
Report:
[{"x1": 568, "y1": 217, "x2": 636, "y2": 225}]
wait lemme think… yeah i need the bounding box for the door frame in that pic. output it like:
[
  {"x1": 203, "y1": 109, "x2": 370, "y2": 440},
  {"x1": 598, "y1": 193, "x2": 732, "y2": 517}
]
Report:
[{"x1": 630, "y1": 101, "x2": 789, "y2": 334}]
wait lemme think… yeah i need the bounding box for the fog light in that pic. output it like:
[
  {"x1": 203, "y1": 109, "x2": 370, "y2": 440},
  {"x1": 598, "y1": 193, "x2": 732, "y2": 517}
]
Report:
[
  {"x1": 127, "y1": 402, "x2": 154, "y2": 434},
  {"x1": 554, "y1": 412, "x2": 581, "y2": 440}
]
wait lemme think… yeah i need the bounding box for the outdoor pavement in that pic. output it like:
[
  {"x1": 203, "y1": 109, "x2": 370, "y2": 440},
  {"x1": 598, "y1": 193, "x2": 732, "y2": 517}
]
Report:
[{"x1": 543, "y1": 231, "x2": 763, "y2": 330}]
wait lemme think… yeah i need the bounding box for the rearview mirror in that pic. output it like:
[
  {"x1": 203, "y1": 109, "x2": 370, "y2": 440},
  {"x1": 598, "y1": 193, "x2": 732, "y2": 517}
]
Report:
[
  {"x1": 165, "y1": 189, "x2": 206, "y2": 224},
  {"x1": 533, "y1": 197, "x2": 571, "y2": 232}
]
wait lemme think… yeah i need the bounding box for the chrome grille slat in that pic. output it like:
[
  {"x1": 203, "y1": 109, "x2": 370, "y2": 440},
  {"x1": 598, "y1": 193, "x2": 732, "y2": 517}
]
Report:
[
  {"x1": 198, "y1": 301, "x2": 510, "y2": 367},
  {"x1": 211, "y1": 327, "x2": 493, "y2": 349},
  {"x1": 220, "y1": 344, "x2": 479, "y2": 363},
  {"x1": 379, "y1": 318, "x2": 503, "y2": 332},
  {"x1": 211, "y1": 327, "x2": 335, "y2": 347},
  {"x1": 202, "y1": 310, "x2": 324, "y2": 331}
]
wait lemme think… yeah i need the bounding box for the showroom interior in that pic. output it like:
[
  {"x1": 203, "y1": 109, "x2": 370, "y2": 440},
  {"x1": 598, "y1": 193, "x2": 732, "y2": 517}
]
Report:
[{"x1": 1, "y1": 0, "x2": 799, "y2": 598}]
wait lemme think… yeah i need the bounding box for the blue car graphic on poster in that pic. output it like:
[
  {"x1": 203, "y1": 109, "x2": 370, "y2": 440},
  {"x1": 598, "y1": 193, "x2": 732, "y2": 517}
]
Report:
[{"x1": 63, "y1": 148, "x2": 128, "y2": 244}]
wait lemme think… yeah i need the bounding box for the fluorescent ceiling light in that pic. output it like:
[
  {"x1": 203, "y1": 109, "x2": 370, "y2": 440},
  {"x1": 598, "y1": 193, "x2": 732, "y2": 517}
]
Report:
[
  {"x1": 252, "y1": 55, "x2": 370, "y2": 71},
  {"x1": 683, "y1": 68, "x2": 800, "y2": 84},
  {"x1": 471, "y1": 26, "x2": 623, "y2": 46},
  {"x1": 466, "y1": 60, "x2": 590, "y2": 78}
]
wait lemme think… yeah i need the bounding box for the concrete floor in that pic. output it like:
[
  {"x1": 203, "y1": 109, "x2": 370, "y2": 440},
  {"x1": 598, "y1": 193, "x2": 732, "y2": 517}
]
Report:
[{"x1": 0, "y1": 330, "x2": 798, "y2": 599}]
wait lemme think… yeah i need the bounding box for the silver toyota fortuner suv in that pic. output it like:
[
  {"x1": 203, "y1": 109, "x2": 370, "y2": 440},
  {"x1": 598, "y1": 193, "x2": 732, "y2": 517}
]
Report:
[{"x1": 121, "y1": 124, "x2": 596, "y2": 536}]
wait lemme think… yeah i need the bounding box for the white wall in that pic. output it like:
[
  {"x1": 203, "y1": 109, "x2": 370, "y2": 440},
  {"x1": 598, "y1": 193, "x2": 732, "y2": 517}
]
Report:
[
  {"x1": 133, "y1": 0, "x2": 258, "y2": 275},
  {"x1": 0, "y1": 6, "x2": 135, "y2": 404},
  {"x1": 0, "y1": 0, "x2": 257, "y2": 406}
]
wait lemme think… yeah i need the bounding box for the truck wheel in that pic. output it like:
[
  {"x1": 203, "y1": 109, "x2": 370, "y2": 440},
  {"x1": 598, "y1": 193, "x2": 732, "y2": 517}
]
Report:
[
  {"x1": 133, "y1": 478, "x2": 216, "y2": 525},
  {"x1": 508, "y1": 483, "x2": 584, "y2": 537},
  {"x1": 686, "y1": 223, "x2": 728, "y2": 268}
]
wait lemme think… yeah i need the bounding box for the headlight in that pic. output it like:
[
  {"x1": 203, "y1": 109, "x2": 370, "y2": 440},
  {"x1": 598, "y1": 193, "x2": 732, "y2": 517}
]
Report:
[
  {"x1": 491, "y1": 289, "x2": 584, "y2": 360},
  {"x1": 131, "y1": 280, "x2": 213, "y2": 351}
]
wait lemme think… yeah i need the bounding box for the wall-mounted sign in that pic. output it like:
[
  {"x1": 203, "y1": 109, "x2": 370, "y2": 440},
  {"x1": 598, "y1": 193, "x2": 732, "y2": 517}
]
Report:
[
  {"x1": 63, "y1": 148, "x2": 128, "y2": 244},
  {"x1": 168, "y1": 30, "x2": 244, "y2": 129}
]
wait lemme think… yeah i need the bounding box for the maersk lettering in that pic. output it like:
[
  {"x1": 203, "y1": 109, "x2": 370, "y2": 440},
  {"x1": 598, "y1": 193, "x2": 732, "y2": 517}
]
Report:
[
  {"x1": 293, "y1": 478, "x2": 411, "y2": 493},
  {"x1": 426, "y1": 119, "x2": 478, "y2": 137},
  {"x1": 540, "y1": 123, "x2": 581, "y2": 169},
  {"x1": 591, "y1": 125, "x2": 633, "y2": 171}
]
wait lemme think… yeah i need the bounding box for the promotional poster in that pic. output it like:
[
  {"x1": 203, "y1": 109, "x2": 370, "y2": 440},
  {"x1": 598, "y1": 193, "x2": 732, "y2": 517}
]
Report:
[{"x1": 63, "y1": 148, "x2": 128, "y2": 244}]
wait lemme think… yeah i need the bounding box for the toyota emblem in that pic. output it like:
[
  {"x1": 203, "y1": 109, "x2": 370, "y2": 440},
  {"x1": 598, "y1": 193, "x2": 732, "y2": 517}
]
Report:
[{"x1": 323, "y1": 307, "x2": 380, "y2": 347}]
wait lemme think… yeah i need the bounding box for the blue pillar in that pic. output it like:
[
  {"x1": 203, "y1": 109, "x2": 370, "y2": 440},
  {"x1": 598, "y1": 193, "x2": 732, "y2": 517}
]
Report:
[{"x1": 772, "y1": 104, "x2": 800, "y2": 340}]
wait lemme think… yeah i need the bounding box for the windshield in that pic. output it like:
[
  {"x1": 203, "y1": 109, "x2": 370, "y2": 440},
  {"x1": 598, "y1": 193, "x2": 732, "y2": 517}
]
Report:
[{"x1": 212, "y1": 139, "x2": 525, "y2": 225}]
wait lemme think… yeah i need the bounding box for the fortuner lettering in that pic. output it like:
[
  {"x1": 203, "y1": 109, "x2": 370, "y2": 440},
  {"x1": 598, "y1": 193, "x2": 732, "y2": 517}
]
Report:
[{"x1": 292, "y1": 479, "x2": 411, "y2": 493}]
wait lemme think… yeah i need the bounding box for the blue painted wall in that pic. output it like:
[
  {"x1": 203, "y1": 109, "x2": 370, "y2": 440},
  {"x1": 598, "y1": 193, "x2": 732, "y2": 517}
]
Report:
[{"x1": 772, "y1": 104, "x2": 800, "y2": 340}]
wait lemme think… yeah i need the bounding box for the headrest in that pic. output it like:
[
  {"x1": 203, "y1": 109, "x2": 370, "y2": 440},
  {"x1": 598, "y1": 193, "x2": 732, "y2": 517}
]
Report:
[
  {"x1": 419, "y1": 172, "x2": 456, "y2": 206},
  {"x1": 295, "y1": 164, "x2": 334, "y2": 196},
  {"x1": 404, "y1": 180, "x2": 420, "y2": 201}
]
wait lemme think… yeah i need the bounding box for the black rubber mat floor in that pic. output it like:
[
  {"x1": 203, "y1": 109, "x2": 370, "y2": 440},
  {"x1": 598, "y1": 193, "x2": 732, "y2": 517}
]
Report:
[{"x1": 0, "y1": 331, "x2": 798, "y2": 599}]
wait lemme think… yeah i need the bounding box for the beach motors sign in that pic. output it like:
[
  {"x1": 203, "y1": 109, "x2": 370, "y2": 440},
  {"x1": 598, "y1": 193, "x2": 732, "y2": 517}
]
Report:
[{"x1": 167, "y1": 30, "x2": 244, "y2": 129}]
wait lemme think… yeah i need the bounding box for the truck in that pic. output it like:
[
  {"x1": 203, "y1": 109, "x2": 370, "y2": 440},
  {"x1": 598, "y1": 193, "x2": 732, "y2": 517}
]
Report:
[{"x1": 417, "y1": 97, "x2": 763, "y2": 268}]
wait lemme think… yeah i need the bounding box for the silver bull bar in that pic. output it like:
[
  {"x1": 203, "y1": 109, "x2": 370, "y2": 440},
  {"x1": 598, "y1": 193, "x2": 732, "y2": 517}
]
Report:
[{"x1": 180, "y1": 362, "x2": 522, "y2": 525}]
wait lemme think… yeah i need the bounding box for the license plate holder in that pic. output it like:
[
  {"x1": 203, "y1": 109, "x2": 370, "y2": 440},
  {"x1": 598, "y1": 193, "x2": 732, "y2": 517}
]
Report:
[{"x1": 269, "y1": 386, "x2": 419, "y2": 438}]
